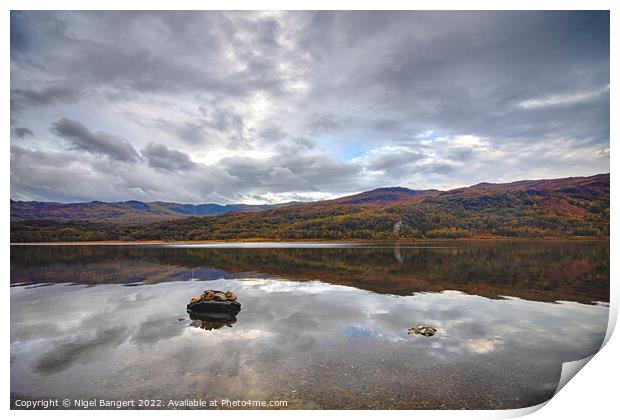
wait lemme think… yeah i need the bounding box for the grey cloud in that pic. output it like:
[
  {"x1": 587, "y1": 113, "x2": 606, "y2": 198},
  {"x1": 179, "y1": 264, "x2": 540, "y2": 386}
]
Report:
[
  {"x1": 259, "y1": 125, "x2": 287, "y2": 143},
  {"x1": 10, "y1": 144, "x2": 216, "y2": 203},
  {"x1": 446, "y1": 147, "x2": 474, "y2": 162},
  {"x1": 10, "y1": 11, "x2": 610, "y2": 203},
  {"x1": 292, "y1": 137, "x2": 316, "y2": 150},
  {"x1": 303, "y1": 11, "x2": 608, "y2": 143},
  {"x1": 148, "y1": 106, "x2": 247, "y2": 147},
  {"x1": 174, "y1": 122, "x2": 208, "y2": 145},
  {"x1": 427, "y1": 163, "x2": 454, "y2": 175},
  {"x1": 11, "y1": 11, "x2": 295, "y2": 102},
  {"x1": 50, "y1": 118, "x2": 140, "y2": 163},
  {"x1": 363, "y1": 148, "x2": 460, "y2": 183},
  {"x1": 11, "y1": 145, "x2": 122, "y2": 202},
  {"x1": 258, "y1": 126, "x2": 316, "y2": 151},
  {"x1": 305, "y1": 113, "x2": 342, "y2": 135},
  {"x1": 220, "y1": 151, "x2": 366, "y2": 195},
  {"x1": 142, "y1": 143, "x2": 195, "y2": 171},
  {"x1": 369, "y1": 150, "x2": 427, "y2": 172},
  {"x1": 207, "y1": 107, "x2": 245, "y2": 134},
  {"x1": 11, "y1": 86, "x2": 81, "y2": 111},
  {"x1": 13, "y1": 127, "x2": 34, "y2": 138}
]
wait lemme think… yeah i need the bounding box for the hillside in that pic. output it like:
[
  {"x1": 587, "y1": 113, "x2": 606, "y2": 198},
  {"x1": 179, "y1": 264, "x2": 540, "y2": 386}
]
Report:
[
  {"x1": 10, "y1": 174, "x2": 609, "y2": 242},
  {"x1": 9, "y1": 187, "x2": 434, "y2": 223}
]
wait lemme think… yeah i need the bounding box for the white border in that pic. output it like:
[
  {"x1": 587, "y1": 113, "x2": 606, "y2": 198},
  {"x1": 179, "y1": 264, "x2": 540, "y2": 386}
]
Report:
[
  {"x1": 3, "y1": 2, "x2": 616, "y2": 420},
  {"x1": 1, "y1": 0, "x2": 618, "y2": 11}
]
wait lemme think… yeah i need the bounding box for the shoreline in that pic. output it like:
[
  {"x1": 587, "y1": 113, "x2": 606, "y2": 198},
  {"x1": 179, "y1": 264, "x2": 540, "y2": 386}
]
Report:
[{"x1": 10, "y1": 236, "x2": 610, "y2": 246}]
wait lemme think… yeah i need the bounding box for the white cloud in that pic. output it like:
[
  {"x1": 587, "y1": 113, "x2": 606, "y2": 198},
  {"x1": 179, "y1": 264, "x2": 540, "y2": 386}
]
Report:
[{"x1": 517, "y1": 85, "x2": 609, "y2": 109}]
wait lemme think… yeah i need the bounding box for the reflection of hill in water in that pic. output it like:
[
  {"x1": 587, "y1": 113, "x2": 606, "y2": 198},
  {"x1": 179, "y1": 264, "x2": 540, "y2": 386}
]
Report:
[{"x1": 11, "y1": 241, "x2": 609, "y2": 304}]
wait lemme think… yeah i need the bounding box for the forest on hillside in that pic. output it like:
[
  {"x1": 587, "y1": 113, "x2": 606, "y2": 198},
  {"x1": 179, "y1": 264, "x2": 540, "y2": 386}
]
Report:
[{"x1": 11, "y1": 185, "x2": 609, "y2": 242}]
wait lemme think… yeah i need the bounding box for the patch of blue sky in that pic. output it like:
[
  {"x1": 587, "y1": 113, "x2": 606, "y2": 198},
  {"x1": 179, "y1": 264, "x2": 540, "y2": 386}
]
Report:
[
  {"x1": 314, "y1": 128, "x2": 390, "y2": 161},
  {"x1": 345, "y1": 325, "x2": 377, "y2": 338}
]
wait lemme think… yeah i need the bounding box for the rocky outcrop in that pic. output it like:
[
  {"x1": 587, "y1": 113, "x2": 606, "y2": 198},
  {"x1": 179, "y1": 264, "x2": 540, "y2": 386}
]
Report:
[{"x1": 407, "y1": 326, "x2": 437, "y2": 337}]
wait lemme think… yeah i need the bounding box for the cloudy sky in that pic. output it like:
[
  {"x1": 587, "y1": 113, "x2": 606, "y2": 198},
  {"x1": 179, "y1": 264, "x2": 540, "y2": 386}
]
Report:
[{"x1": 10, "y1": 11, "x2": 609, "y2": 204}]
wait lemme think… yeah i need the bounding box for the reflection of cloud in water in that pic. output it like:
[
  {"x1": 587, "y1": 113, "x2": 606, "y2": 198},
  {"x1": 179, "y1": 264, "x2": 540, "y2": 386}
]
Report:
[
  {"x1": 35, "y1": 327, "x2": 129, "y2": 375},
  {"x1": 242, "y1": 279, "x2": 355, "y2": 294},
  {"x1": 10, "y1": 277, "x2": 609, "y2": 409},
  {"x1": 464, "y1": 337, "x2": 504, "y2": 354},
  {"x1": 131, "y1": 316, "x2": 185, "y2": 345},
  {"x1": 197, "y1": 329, "x2": 275, "y2": 341}
]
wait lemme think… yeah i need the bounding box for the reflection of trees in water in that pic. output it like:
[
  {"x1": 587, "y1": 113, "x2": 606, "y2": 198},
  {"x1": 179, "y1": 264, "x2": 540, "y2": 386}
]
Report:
[
  {"x1": 11, "y1": 241, "x2": 609, "y2": 303},
  {"x1": 393, "y1": 243, "x2": 403, "y2": 263}
]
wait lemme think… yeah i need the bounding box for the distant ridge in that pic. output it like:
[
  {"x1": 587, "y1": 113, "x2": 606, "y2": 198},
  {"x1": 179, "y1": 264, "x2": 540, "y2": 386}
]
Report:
[
  {"x1": 9, "y1": 185, "x2": 439, "y2": 223},
  {"x1": 10, "y1": 199, "x2": 284, "y2": 223}
]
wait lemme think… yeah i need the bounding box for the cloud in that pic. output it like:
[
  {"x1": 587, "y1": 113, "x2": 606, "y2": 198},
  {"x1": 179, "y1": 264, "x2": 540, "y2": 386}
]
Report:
[
  {"x1": 10, "y1": 11, "x2": 610, "y2": 203},
  {"x1": 142, "y1": 143, "x2": 195, "y2": 171},
  {"x1": 50, "y1": 118, "x2": 140, "y2": 163},
  {"x1": 216, "y1": 149, "x2": 372, "y2": 197},
  {"x1": 13, "y1": 127, "x2": 34, "y2": 138},
  {"x1": 11, "y1": 86, "x2": 81, "y2": 111},
  {"x1": 367, "y1": 149, "x2": 427, "y2": 172},
  {"x1": 517, "y1": 86, "x2": 610, "y2": 109}
]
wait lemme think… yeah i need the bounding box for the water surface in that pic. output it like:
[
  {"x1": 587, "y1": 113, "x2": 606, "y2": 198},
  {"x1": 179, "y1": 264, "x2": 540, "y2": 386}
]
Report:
[{"x1": 11, "y1": 241, "x2": 609, "y2": 409}]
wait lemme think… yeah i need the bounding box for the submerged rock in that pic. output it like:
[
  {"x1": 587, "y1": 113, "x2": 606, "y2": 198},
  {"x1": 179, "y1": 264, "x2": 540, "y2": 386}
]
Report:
[{"x1": 407, "y1": 326, "x2": 437, "y2": 337}]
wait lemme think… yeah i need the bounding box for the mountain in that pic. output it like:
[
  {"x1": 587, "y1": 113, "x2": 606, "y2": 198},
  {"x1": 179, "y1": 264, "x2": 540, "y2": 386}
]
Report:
[
  {"x1": 10, "y1": 174, "x2": 609, "y2": 242},
  {"x1": 327, "y1": 186, "x2": 438, "y2": 206},
  {"x1": 9, "y1": 186, "x2": 437, "y2": 223},
  {"x1": 10, "y1": 199, "x2": 284, "y2": 223},
  {"x1": 11, "y1": 187, "x2": 439, "y2": 223}
]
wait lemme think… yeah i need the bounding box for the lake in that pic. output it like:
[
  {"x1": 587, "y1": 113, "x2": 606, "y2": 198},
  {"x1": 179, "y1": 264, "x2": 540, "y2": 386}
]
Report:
[{"x1": 10, "y1": 241, "x2": 609, "y2": 409}]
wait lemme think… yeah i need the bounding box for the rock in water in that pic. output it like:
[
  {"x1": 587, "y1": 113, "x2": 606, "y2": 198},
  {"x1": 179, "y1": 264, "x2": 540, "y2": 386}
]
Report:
[
  {"x1": 187, "y1": 290, "x2": 241, "y2": 318},
  {"x1": 407, "y1": 326, "x2": 437, "y2": 337},
  {"x1": 187, "y1": 299, "x2": 241, "y2": 315}
]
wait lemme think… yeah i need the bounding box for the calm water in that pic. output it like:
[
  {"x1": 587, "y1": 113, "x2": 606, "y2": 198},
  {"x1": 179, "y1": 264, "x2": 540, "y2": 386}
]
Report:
[{"x1": 11, "y1": 241, "x2": 609, "y2": 409}]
